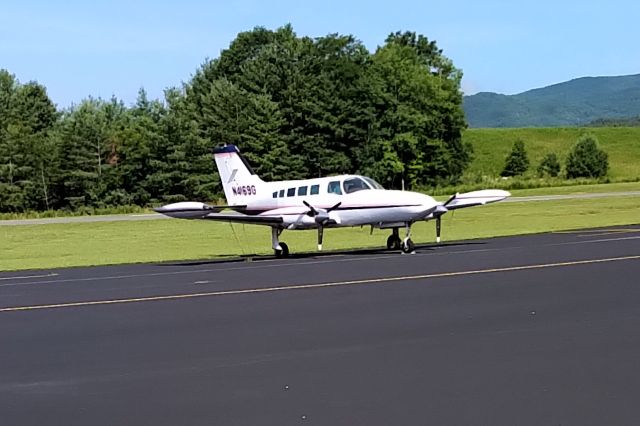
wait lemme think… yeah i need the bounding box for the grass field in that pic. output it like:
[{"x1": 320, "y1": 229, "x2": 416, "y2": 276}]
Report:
[
  {"x1": 2, "y1": 128, "x2": 639, "y2": 271},
  {"x1": 2, "y1": 195, "x2": 638, "y2": 271},
  {"x1": 462, "y1": 127, "x2": 640, "y2": 180}
]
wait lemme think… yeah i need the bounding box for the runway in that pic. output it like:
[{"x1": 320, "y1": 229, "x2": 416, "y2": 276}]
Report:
[{"x1": 1, "y1": 226, "x2": 640, "y2": 425}]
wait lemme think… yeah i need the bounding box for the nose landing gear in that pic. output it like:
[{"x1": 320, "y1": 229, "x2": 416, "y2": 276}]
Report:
[
  {"x1": 272, "y1": 227, "x2": 289, "y2": 258},
  {"x1": 387, "y1": 225, "x2": 415, "y2": 253},
  {"x1": 401, "y1": 237, "x2": 415, "y2": 254}
]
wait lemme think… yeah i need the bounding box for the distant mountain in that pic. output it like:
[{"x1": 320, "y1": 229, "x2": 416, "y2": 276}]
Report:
[{"x1": 463, "y1": 74, "x2": 640, "y2": 128}]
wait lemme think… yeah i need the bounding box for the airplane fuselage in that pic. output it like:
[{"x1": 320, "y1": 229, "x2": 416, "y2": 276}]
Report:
[{"x1": 235, "y1": 174, "x2": 439, "y2": 229}]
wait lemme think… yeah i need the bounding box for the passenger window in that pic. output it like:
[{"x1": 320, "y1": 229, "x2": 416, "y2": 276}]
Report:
[
  {"x1": 310, "y1": 184, "x2": 319, "y2": 195},
  {"x1": 327, "y1": 181, "x2": 342, "y2": 195},
  {"x1": 279, "y1": 189, "x2": 285, "y2": 198},
  {"x1": 272, "y1": 192, "x2": 277, "y2": 198},
  {"x1": 287, "y1": 188, "x2": 296, "y2": 197},
  {"x1": 298, "y1": 186, "x2": 308, "y2": 196}
]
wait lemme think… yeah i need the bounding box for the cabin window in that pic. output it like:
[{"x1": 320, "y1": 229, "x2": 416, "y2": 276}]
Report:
[
  {"x1": 287, "y1": 188, "x2": 296, "y2": 197},
  {"x1": 310, "y1": 184, "x2": 320, "y2": 195},
  {"x1": 343, "y1": 177, "x2": 371, "y2": 194},
  {"x1": 279, "y1": 189, "x2": 285, "y2": 198},
  {"x1": 272, "y1": 191, "x2": 277, "y2": 198},
  {"x1": 298, "y1": 186, "x2": 308, "y2": 196},
  {"x1": 327, "y1": 181, "x2": 342, "y2": 195}
]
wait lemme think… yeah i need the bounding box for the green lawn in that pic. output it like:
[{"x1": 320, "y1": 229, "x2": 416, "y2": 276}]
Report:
[
  {"x1": 463, "y1": 127, "x2": 640, "y2": 180},
  {"x1": 2, "y1": 195, "x2": 638, "y2": 271}
]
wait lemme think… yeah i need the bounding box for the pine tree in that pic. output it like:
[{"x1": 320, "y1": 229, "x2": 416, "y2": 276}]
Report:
[
  {"x1": 0, "y1": 75, "x2": 58, "y2": 211},
  {"x1": 565, "y1": 134, "x2": 608, "y2": 178},
  {"x1": 537, "y1": 153, "x2": 561, "y2": 177},
  {"x1": 501, "y1": 139, "x2": 529, "y2": 177}
]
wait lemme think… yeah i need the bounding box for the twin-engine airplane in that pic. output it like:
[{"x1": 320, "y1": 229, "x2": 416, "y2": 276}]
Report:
[{"x1": 155, "y1": 144, "x2": 510, "y2": 257}]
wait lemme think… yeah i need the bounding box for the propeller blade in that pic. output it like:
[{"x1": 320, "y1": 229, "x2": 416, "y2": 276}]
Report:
[
  {"x1": 436, "y1": 216, "x2": 442, "y2": 243},
  {"x1": 317, "y1": 225, "x2": 324, "y2": 251},
  {"x1": 303, "y1": 200, "x2": 318, "y2": 216},
  {"x1": 327, "y1": 202, "x2": 342, "y2": 212},
  {"x1": 443, "y1": 193, "x2": 458, "y2": 206}
]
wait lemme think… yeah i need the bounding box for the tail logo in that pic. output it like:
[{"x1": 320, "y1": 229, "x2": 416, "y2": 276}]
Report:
[{"x1": 227, "y1": 169, "x2": 238, "y2": 184}]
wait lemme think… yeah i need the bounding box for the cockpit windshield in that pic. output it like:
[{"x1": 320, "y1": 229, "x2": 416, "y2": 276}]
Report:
[
  {"x1": 362, "y1": 176, "x2": 384, "y2": 190},
  {"x1": 343, "y1": 177, "x2": 372, "y2": 194}
]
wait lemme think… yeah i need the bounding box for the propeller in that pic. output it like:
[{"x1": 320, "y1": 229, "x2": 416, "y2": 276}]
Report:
[
  {"x1": 433, "y1": 193, "x2": 457, "y2": 244},
  {"x1": 443, "y1": 192, "x2": 459, "y2": 207},
  {"x1": 303, "y1": 201, "x2": 342, "y2": 251}
]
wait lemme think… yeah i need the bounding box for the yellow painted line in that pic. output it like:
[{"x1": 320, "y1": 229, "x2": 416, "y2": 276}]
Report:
[
  {"x1": 1, "y1": 255, "x2": 639, "y2": 313},
  {"x1": 0, "y1": 273, "x2": 58, "y2": 281}
]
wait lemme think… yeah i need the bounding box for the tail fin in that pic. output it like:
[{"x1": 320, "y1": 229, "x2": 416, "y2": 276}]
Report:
[{"x1": 213, "y1": 144, "x2": 264, "y2": 205}]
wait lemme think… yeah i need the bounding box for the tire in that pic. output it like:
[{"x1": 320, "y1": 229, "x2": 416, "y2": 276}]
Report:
[
  {"x1": 386, "y1": 234, "x2": 401, "y2": 250},
  {"x1": 275, "y1": 242, "x2": 289, "y2": 258},
  {"x1": 401, "y1": 238, "x2": 415, "y2": 254}
]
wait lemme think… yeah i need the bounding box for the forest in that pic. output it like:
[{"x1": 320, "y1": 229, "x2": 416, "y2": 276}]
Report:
[{"x1": 0, "y1": 25, "x2": 470, "y2": 213}]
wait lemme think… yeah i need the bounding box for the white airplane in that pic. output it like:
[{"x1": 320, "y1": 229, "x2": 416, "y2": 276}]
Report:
[{"x1": 155, "y1": 144, "x2": 510, "y2": 257}]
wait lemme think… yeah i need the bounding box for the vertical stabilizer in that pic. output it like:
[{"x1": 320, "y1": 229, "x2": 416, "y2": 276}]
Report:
[{"x1": 213, "y1": 145, "x2": 264, "y2": 205}]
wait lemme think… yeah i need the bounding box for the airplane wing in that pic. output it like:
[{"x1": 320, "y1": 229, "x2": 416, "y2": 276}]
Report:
[
  {"x1": 198, "y1": 213, "x2": 283, "y2": 225},
  {"x1": 442, "y1": 189, "x2": 511, "y2": 211},
  {"x1": 154, "y1": 202, "x2": 283, "y2": 225}
]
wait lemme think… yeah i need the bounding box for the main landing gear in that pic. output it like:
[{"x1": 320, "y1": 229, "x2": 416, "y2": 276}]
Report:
[
  {"x1": 386, "y1": 228, "x2": 401, "y2": 250},
  {"x1": 272, "y1": 227, "x2": 289, "y2": 258},
  {"x1": 387, "y1": 224, "x2": 415, "y2": 254}
]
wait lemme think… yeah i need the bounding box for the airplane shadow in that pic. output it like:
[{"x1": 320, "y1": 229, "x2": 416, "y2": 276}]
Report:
[{"x1": 158, "y1": 241, "x2": 487, "y2": 267}]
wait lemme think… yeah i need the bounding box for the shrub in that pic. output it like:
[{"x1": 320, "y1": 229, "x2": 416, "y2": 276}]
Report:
[
  {"x1": 537, "y1": 153, "x2": 561, "y2": 177},
  {"x1": 501, "y1": 139, "x2": 529, "y2": 177},
  {"x1": 566, "y1": 134, "x2": 609, "y2": 178}
]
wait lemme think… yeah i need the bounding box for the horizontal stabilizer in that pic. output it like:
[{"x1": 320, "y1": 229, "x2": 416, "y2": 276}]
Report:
[{"x1": 444, "y1": 189, "x2": 511, "y2": 210}]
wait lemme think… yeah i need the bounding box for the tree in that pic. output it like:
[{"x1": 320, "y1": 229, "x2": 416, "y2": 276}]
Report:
[
  {"x1": 537, "y1": 153, "x2": 561, "y2": 177},
  {"x1": 55, "y1": 97, "x2": 129, "y2": 209},
  {"x1": 565, "y1": 134, "x2": 608, "y2": 178},
  {"x1": 501, "y1": 139, "x2": 529, "y2": 177},
  {"x1": 0, "y1": 25, "x2": 474, "y2": 212},
  {"x1": 185, "y1": 26, "x2": 470, "y2": 188},
  {"x1": 0, "y1": 73, "x2": 58, "y2": 211},
  {"x1": 113, "y1": 88, "x2": 169, "y2": 205},
  {"x1": 164, "y1": 87, "x2": 219, "y2": 202},
  {"x1": 362, "y1": 35, "x2": 470, "y2": 188}
]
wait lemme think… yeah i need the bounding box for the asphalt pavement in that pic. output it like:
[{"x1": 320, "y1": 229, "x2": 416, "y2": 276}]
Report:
[{"x1": 1, "y1": 226, "x2": 640, "y2": 425}]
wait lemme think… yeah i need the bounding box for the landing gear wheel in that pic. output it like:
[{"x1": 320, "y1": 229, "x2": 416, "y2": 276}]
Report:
[
  {"x1": 275, "y1": 242, "x2": 289, "y2": 258},
  {"x1": 386, "y1": 234, "x2": 401, "y2": 250},
  {"x1": 401, "y1": 237, "x2": 415, "y2": 254}
]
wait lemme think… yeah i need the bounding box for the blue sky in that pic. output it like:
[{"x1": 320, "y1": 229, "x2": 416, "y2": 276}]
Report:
[{"x1": 2, "y1": 0, "x2": 639, "y2": 107}]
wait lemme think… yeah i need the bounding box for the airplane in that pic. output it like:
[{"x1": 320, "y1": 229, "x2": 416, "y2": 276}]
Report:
[{"x1": 155, "y1": 144, "x2": 510, "y2": 257}]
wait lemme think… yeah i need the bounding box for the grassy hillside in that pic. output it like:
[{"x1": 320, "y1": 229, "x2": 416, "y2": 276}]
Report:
[
  {"x1": 462, "y1": 127, "x2": 640, "y2": 181},
  {"x1": 464, "y1": 74, "x2": 640, "y2": 127}
]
